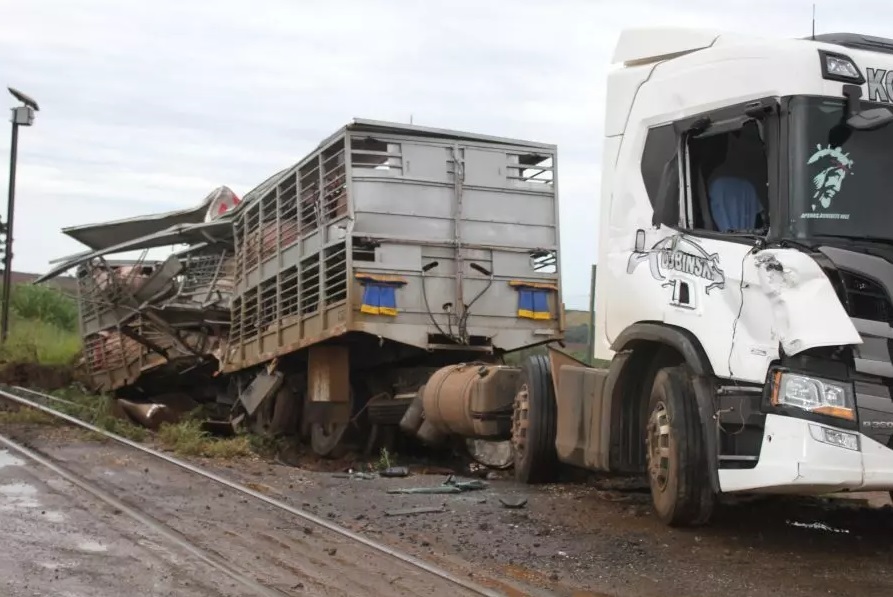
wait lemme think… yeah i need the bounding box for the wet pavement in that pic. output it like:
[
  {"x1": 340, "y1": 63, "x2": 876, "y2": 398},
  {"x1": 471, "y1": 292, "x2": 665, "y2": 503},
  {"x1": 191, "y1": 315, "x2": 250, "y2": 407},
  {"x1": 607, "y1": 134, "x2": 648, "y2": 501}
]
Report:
[
  {"x1": 0, "y1": 447, "x2": 243, "y2": 597},
  {"x1": 0, "y1": 430, "x2": 536, "y2": 597}
]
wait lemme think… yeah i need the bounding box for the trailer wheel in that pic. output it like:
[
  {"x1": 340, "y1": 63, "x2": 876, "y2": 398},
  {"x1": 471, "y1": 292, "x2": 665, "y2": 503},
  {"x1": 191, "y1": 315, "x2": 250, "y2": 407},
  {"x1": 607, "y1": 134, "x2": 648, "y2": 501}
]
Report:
[
  {"x1": 251, "y1": 382, "x2": 301, "y2": 436},
  {"x1": 310, "y1": 386, "x2": 357, "y2": 459},
  {"x1": 512, "y1": 354, "x2": 558, "y2": 484},
  {"x1": 646, "y1": 365, "x2": 714, "y2": 527}
]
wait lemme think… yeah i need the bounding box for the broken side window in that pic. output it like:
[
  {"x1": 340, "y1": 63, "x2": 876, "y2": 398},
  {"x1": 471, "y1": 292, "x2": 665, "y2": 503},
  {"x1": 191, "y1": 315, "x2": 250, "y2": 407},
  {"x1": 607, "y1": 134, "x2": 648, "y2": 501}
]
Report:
[{"x1": 685, "y1": 120, "x2": 769, "y2": 234}]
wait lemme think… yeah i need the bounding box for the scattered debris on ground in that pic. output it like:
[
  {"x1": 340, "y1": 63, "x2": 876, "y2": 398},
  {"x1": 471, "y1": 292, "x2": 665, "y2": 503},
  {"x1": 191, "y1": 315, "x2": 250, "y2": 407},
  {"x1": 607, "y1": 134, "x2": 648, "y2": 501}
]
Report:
[
  {"x1": 385, "y1": 507, "x2": 446, "y2": 517},
  {"x1": 387, "y1": 476, "x2": 488, "y2": 495},
  {"x1": 498, "y1": 497, "x2": 528, "y2": 509},
  {"x1": 6, "y1": 411, "x2": 893, "y2": 597}
]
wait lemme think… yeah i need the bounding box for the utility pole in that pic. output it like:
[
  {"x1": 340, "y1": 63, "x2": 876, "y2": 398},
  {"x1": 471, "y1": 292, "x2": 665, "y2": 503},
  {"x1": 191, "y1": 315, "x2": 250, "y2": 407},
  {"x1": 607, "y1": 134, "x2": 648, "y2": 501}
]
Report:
[{"x1": 2, "y1": 87, "x2": 39, "y2": 343}]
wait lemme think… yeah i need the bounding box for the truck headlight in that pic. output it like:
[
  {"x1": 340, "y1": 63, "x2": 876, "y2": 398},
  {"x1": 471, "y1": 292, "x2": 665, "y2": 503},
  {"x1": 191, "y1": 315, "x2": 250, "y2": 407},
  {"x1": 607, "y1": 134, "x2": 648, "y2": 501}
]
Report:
[{"x1": 770, "y1": 372, "x2": 855, "y2": 421}]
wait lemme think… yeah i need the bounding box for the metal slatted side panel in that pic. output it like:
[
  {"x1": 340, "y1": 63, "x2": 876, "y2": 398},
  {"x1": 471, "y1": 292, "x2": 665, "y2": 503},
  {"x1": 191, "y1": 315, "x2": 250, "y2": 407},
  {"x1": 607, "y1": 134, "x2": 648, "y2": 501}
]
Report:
[
  {"x1": 324, "y1": 242, "x2": 348, "y2": 306},
  {"x1": 226, "y1": 133, "x2": 357, "y2": 369}
]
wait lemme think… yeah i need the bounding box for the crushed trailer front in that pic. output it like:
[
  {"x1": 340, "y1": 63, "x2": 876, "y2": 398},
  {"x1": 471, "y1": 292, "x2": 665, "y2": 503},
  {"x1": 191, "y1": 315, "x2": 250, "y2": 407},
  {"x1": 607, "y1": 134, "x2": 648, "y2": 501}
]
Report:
[{"x1": 38, "y1": 187, "x2": 240, "y2": 398}]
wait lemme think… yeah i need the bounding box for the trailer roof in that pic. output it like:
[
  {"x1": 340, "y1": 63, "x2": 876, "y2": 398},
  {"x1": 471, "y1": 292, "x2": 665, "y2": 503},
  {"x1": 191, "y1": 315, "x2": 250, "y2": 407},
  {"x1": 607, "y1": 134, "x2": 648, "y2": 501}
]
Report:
[
  {"x1": 342, "y1": 118, "x2": 556, "y2": 150},
  {"x1": 61, "y1": 197, "x2": 214, "y2": 250},
  {"x1": 36, "y1": 219, "x2": 232, "y2": 284}
]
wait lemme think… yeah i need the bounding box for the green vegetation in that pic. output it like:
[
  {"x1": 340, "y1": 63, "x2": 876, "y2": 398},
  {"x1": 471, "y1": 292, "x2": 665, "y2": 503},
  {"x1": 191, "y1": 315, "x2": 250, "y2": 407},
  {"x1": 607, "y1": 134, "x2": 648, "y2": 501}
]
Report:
[
  {"x1": 0, "y1": 284, "x2": 80, "y2": 366},
  {"x1": 564, "y1": 309, "x2": 590, "y2": 328},
  {"x1": 157, "y1": 419, "x2": 253, "y2": 458},
  {"x1": 6, "y1": 386, "x2": 256, "y2": 459},
  {"x1": 52, "y1": 391, "x2": 149, "y2": 442},
  {"x1": 377, "y1": 446, "x2": 394, "y2": 470},
  {"x1": 0, "y1": 319, "x2": 81, "y2": 365},
  {"x1": 11, "y1": 284, "x2": 79, "y2": 331},
  {"x1": 0, "y1": 406, "x2": 60, "y2": 426}
]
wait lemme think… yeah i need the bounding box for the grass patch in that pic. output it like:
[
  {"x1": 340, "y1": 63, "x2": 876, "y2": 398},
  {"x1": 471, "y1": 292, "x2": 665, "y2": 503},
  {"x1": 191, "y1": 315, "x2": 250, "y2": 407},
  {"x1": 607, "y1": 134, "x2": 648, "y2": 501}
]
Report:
[
  {"x1": 0, "y1": 318, "x2": 80, "y2": 366},
  {"x1": 52, "y1": 391, "x2": 148, "y2": 442},
  {"x1": 377, "y1": 447, "x2": 394, "y2": 470},
  {"x1": 158, "y1": 419, "x2": 253, "y2": 458},
  {"x1": 0, "y1": 407, "x2": 60, "y2": 426},
  {"x1": 10, "y1": 383, "x2": 264, "y2": 461},
  {"x1": 247, "y1": 433, "x2": 289, "y2": 458},
  {"x1": 0, "y1": 284, "x2": 80, "y2": 367}
]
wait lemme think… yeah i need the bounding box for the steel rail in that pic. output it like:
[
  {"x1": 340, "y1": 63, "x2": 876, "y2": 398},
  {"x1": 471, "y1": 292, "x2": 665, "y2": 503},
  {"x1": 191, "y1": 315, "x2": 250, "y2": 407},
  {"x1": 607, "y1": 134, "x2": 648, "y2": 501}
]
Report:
[
  {"x1": 11, "y1": 384, "x2": 77, "y2": 406},
  {"x1": 0, "y1": 387, "x2": 501, "y2": 597},
  {"x1": 0, "y1": 431, "x2": 286, "y2": 597}
]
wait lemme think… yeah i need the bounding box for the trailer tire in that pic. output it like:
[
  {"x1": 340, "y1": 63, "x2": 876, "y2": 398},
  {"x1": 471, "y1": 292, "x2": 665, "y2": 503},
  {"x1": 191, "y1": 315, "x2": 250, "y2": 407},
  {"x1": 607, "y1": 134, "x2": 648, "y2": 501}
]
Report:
[
  {"x1": 646, "y1": 365, "x2": 715, "y2": 527},
  {"x1": 512, "y1": 354, "x2": 558, "y2": 484}
]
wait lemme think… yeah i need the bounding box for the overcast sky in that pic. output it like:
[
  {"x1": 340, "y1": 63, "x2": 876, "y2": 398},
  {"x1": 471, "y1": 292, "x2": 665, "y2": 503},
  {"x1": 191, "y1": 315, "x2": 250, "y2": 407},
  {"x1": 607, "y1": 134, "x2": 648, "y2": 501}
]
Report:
[{"x1": 0, "y1": 0, "x2": 886, "y2": 308}]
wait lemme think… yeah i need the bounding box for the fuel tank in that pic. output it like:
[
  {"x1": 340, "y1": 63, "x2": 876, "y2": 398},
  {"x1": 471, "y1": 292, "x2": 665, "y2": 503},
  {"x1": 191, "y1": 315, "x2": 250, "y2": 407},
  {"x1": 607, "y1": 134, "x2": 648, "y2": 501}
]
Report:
[{"x1": 418, "y1": 363, "x2": 519, "y2": 440}]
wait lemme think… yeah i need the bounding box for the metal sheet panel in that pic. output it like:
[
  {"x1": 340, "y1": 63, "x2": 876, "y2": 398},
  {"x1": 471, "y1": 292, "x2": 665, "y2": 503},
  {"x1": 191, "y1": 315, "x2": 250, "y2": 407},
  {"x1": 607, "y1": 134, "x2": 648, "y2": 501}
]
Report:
[
  {"x1": 37, "y1": 220, "x2": 233, "y2": 284},
  {"x1": 63, "y1": 200, "x2": 214, "y2": 250}
]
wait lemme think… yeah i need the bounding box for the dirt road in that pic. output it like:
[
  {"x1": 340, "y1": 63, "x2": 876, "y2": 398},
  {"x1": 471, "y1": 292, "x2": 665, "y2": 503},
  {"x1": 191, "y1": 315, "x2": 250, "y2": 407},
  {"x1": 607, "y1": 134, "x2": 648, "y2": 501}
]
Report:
[{"x1": 3, "y1": 423, "x2": 893, "y2": 596}]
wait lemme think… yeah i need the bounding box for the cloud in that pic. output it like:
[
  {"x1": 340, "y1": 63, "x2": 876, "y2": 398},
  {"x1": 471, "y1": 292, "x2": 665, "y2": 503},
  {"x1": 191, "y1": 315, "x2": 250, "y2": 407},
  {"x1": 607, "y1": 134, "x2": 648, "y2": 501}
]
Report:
[{"x1": 0, "y1": 0, "x2": 888, "y2": 309}]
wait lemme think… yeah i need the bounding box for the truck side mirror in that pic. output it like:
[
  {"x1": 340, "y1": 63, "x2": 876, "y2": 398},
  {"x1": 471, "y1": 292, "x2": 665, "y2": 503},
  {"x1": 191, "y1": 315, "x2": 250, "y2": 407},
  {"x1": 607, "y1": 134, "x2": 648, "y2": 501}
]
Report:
[
  {"x1": 847, "y1": 107, "x2": 893, "y2": 131},
  {"x1": 843, "y1": 83, "x2": 893, "y2": 131}
]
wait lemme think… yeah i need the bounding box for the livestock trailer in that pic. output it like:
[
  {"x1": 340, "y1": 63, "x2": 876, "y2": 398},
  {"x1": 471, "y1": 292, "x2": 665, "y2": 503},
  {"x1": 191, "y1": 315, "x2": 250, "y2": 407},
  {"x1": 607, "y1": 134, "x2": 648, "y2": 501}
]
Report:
[
  {"x1": 40, "y1": 119, "x2": 564, "y2": 459},
  {"x1": 223, "y1": 120, "x2": 563, "y2": 456}
]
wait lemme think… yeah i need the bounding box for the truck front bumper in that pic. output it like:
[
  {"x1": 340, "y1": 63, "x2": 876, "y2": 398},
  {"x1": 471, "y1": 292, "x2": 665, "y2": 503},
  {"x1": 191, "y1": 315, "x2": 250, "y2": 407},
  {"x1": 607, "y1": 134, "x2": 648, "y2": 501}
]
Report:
[{"x1": 718, "y1": 413, "x2": 893, "y2": 493}]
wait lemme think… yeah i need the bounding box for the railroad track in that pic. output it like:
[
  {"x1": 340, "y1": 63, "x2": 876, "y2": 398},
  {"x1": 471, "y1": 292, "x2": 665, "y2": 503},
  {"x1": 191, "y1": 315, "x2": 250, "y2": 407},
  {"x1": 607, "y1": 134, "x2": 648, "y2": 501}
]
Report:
[{"x1": 0, "y1": 385, "x2": 506, "y2": 597}]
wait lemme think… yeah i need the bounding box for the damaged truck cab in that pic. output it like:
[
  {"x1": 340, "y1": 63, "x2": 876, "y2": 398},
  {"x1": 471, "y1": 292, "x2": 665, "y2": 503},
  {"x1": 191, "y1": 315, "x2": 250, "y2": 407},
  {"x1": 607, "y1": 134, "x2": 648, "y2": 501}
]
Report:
[{"x1": 536, "y1": 28, "x2": 893, "y2": 525}]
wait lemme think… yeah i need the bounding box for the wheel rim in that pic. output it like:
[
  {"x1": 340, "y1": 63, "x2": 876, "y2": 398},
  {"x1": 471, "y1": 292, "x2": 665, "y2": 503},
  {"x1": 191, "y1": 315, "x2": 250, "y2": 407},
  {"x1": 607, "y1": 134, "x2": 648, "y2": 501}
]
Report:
[
  {"x1": 646, "y1": 400, "x2": 671, "y2": 491},
  {"x1": 511, "y1": 383, "x2": 530, "y2": 460}
]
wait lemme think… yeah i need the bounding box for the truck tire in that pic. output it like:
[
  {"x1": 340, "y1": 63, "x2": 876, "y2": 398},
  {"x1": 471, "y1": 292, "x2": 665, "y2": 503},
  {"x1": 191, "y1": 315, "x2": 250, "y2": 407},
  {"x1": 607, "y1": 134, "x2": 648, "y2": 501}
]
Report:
[
  {"x1": 646, "y1": 364, "x2": 715, "y2": 526},
  {"x1": 512, "y1": 354, "x2": 558, "y2": 484}
]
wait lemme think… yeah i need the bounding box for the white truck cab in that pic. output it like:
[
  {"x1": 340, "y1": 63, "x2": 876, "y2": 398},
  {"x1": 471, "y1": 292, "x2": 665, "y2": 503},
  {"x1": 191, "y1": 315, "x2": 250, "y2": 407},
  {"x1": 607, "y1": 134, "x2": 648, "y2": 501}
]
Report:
[{"x1": 524, "y1": 28, "x2": 893, "y2": 526}]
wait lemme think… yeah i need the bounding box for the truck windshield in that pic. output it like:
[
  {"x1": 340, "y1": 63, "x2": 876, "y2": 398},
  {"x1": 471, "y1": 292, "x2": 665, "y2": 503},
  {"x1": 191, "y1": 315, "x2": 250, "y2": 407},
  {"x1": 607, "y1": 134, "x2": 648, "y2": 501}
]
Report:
[{"x1": 789, "y1": 96, "x2": 893, "y2": 242}]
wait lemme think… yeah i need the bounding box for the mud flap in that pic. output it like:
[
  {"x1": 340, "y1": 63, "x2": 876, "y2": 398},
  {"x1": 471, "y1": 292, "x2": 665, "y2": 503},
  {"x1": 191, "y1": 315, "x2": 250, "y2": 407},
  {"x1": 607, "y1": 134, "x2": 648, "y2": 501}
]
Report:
[
  {"x1": 238, "y1": 370, "x2": 283, "y2": 417},
  {"x1": 692, "y1": 374, "x2": 722, "y2": 494}
]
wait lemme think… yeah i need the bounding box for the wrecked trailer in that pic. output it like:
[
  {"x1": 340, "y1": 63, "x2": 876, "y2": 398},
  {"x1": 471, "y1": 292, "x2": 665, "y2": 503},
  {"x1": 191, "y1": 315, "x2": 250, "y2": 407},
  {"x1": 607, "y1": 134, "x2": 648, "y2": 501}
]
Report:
[
  {"x1": 40, "y1": 119, "x2": 565, "y2": 466},
  {"x1": 37, "y1": 187, "x2": 240, "y2": 402}
]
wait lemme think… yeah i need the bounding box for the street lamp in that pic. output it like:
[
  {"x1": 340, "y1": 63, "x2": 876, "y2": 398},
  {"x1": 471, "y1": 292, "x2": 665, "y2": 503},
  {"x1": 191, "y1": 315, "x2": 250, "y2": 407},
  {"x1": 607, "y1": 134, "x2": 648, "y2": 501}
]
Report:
[{"x1": 2, "y1": 87, "x2": 39, "y2": 343}]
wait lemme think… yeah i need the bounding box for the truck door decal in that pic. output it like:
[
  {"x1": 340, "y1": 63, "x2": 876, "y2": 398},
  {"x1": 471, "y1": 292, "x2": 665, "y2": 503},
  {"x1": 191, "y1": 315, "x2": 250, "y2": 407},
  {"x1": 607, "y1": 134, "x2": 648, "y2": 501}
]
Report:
[{"x1": 626, "y1": 234, "x2": 725, "y2": 294}]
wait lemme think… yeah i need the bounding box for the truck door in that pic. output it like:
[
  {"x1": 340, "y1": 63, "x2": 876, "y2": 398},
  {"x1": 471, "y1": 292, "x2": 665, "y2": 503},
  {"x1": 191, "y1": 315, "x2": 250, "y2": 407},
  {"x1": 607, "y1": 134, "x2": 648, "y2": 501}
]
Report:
[{"x1": 609, "y1": 99, "x2": 781, "y2": 382}]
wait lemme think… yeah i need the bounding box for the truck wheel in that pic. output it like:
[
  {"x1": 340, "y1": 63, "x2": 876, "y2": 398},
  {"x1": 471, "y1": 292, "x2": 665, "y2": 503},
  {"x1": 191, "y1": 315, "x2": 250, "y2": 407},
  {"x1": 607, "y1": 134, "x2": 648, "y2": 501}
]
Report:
[
  {"x1": 646, "y1": 365, "x2": 714, "y2": 526},
  {"x1": 512, "y1": 354, "x2": 558, "y2": 484}
]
